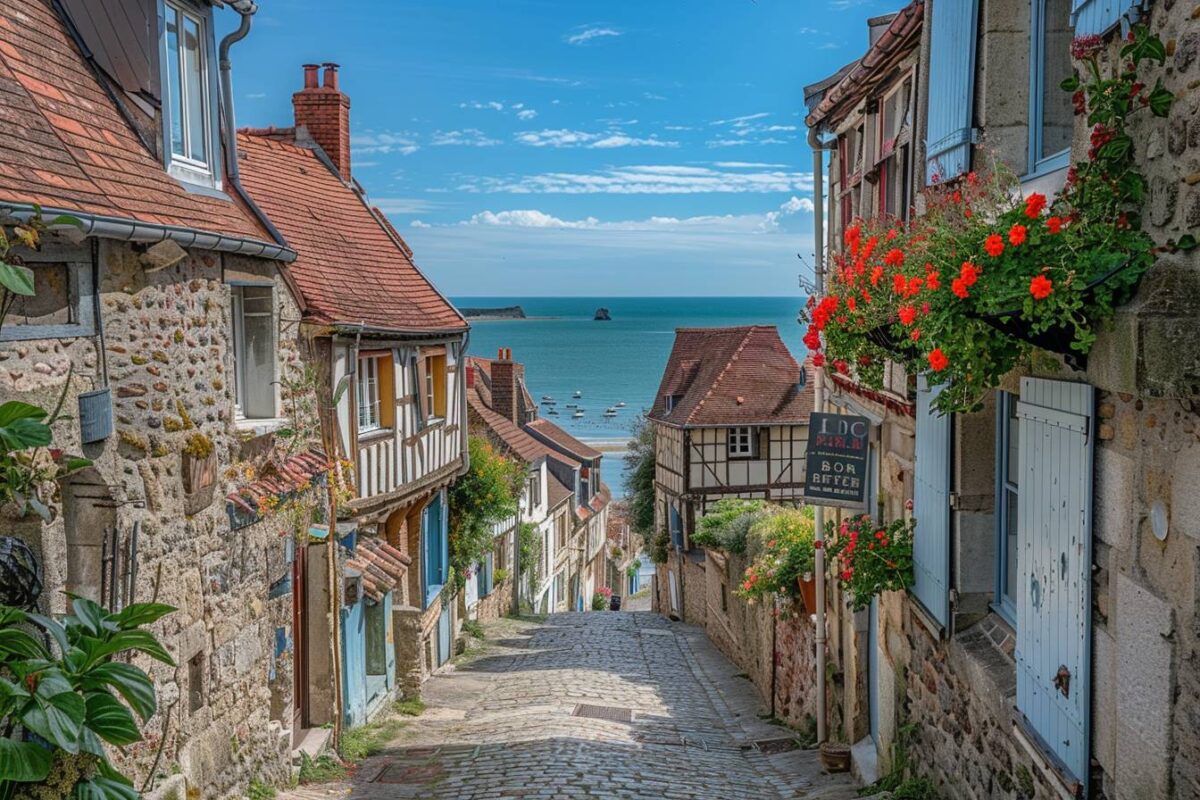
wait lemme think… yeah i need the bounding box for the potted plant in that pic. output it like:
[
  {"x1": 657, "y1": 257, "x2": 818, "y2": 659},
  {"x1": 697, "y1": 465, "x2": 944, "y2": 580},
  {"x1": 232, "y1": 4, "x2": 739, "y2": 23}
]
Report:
[
  {"x1": 824, "y1": 514, "x2": 915, "y2": 611},
  {"x1": 737, "y1": 507, "x2": 815, "y2": 609}
]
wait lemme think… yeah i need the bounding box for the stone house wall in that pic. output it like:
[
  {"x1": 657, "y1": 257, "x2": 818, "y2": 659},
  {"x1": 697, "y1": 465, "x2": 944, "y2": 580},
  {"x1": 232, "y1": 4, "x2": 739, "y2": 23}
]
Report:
[
  {"x1": 474, "y1": 578, "x2": 514, "y2": 622},
  {"x1": 0, "y1": 235, "x2": 324, "y2": 798}
]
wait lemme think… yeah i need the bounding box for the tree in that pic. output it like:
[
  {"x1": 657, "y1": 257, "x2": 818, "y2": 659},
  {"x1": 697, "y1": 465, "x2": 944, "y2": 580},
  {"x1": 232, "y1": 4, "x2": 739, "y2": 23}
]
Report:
[
  {"x1": 623, "y1": 412, "x2": 655, "y2": 538},
  {"x1": 447, "y1": 437, "x2": 524, "y2": 589}
]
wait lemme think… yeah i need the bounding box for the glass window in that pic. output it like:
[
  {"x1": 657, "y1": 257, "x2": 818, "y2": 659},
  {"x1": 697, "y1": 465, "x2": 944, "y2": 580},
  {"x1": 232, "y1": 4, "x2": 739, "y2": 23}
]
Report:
[
  {"x1": 163, "y1": 2, "x2": 210, "y2": 169},
  {"x1": 996, "y1": 392, "x2": 1020, "y2": 622},
  {"x1": 1030, "y1": 0, "x2": 1073, "y2": 172},
  {"x1": 357, "y1": 356, "x2": 381, "y2": 433},
  {"x1": 231, "y1": 285, "x2": 275, "y2": 419},
  {"x1": 728, "y1": 426, "x2": 754, "y2": 457}
]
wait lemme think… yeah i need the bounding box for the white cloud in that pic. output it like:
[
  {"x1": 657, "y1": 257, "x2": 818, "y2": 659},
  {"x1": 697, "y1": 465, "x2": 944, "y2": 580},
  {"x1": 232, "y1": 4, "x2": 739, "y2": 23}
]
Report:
[
  {"x1": 410, "y1": 220, "x2": 432, "y2": 228},
  {"x1": 711, "y1": 112, "x2": 771, "y2": 127},
  {"x1": 431, "y1": 128, "x2": 500, "y2": 147},
  {"x1": 762, "y1": 195, "x2": 815, "y2": 231},
  {"x1": 664, "y1": 125, "x2": 694, "y2": 131},
  {"x1": 514, "y1": 128, "x2": 678, "y2": 149},
  {"x1": 457, "y1": 164, "x2": 814, "y2": 195},
  {"x1": 566, "y1": 27, "x2": 622, "y2": 45},
  {"x1": 643, "y1": 91, "x2": 667, "y2": 101},
  {"x1": 371, "y1": 197, "x2": 445, "y2": 214},
  {"x1": 516, "y1": 109, "x2": 538, "y2": 120},
  {"x1": 590, "y1": 134, "x2": 677, "y2": 149},
  {"x1": 352, "y1": 131, "x2": 420, "y2": 155},
  {"x1": 707, "y1": 113, "x2": 798, "y2": 146},
  {"x1": 460, "y1": 100, "x2": 506, "y2": 111},
  {"x1": 462, "y1": 208, "x2": 792, "y2": 234},
  {"x1": 468, "y1": 210, "x2": 600, "y2": 229},
  {"x1": 714, "y1": 161, "x2": 791, "y2": 168}
]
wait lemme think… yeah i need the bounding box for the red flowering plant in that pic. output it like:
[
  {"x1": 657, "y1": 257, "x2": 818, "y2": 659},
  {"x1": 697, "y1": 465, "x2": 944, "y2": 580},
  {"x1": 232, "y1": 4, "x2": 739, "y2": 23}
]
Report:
[
  {"x1": 800, "y1": 25, "x2": 1184, "y2": 413},
  {"x1": 824, "y1": 515, "x2": 915, "y2": 612},
  {"x1": 736, "y1": 507, "x2": 816, "y2": 602}
]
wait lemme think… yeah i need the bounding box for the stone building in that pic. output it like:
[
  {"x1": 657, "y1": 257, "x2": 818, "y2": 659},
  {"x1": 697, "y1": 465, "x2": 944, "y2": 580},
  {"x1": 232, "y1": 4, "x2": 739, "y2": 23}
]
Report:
[
  {"x1": 805, "y1": 1, "x2": 1200, "y2": 797},
  {"x1": 0, "y1": 1, "x2": 330, "y2": 796},
  {"x1": 236, "y1": 63, "x2": 470, "y2": 712},
  {"x1": 465, "y1": 349, "x2": 611, "y2": 615}
]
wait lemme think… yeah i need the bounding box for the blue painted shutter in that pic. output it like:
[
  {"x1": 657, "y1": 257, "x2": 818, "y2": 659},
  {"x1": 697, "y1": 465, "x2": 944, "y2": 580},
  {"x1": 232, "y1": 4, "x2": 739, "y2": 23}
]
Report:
[
  {"x1": 1072, "y1": 0, "x2": 1146, "y2": 36},
  {"x1": 912, "y1": 376, "x2": 951, "y2": 627},
  {"x1": 669, "y1": 504, "x2": 683, "y2": 550},
  {"x1": 423, "y1": 495, "x2": 445, "y2": 606},
  {"x1": 924, "y1": 0, "x2": 979, "y2": 183},
  {"x1": 1014, "y1": 378, "x2": 1094, "y2": 787}
]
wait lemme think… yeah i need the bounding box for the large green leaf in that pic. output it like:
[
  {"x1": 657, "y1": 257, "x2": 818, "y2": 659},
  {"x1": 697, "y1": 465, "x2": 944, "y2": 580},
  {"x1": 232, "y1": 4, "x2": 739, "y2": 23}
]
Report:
[
  {"x1": 0, "y1": 738, "x2": 53, "y2": 782},
  {"x1": 0, "y1": 401, "x2": 51, "y2": 451},
  {"x1": 69, "y1": 597, "x2": 108, "y2": 637},
  {"x1": 83, "y1": 662, "x2": 156, "y2": 721},
  {"x1": 24, "y1": 612, "x2": 70, "y2": 655},
  {"x1": 0, "y1": 261, "x2": 35, "y2": 296},
  {"x1": 0, "y1": 627, "x2": 49, "y2": 659},
  {"x1": 112, "y1": 603, "x2": 175, "y2": 631},
  {"x1": 84, "y1": 630, "x2": 174, "y2": 668},
  {"x1": 84, "y1": 692, "x2": 141, "y2": 746},
  {"x1": 73, "y1": 776, "x2": 140, "y2": 800},
  {"x1": 20, "y1": 684, "x2": 86, "y2": 752}
]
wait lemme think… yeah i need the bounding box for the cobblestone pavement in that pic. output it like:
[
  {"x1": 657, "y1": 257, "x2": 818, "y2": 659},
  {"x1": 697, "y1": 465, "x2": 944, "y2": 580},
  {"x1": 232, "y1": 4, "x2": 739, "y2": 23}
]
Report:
[{"x1": 286, "y1": 612, "x2": 861, "y2": 800}]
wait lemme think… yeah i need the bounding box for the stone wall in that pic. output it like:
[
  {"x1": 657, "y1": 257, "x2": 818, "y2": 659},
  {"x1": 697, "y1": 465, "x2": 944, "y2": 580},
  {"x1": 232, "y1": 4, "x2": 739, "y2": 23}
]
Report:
[
  {"x1": 0, "y1": 236, "x2": 323, "y2": 798},
  {"x1": 474, "y1": 578, "x2": 514, "y2": 622}
]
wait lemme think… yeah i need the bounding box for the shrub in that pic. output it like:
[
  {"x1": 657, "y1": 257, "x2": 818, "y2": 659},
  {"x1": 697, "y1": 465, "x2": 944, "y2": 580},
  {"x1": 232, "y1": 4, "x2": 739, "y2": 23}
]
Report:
[
  {"x1": 738, "y1": 507, "x2": 815, "y2": 601},
  {"x1": 462, "y1": 619, "x2": 484, "y2": 639},
  {"x1": 692, "y1": 498, "x2": 767, "y2": 555},
  {"x1": 826, "y1": 514, "x2": 915, "y2": 611}
]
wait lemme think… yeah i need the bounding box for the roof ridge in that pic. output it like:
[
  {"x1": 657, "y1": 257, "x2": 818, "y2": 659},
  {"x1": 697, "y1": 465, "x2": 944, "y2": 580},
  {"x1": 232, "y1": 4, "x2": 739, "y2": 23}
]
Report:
[{"x1": 685, "y1": 326, "x2": 758, "y2": 425}]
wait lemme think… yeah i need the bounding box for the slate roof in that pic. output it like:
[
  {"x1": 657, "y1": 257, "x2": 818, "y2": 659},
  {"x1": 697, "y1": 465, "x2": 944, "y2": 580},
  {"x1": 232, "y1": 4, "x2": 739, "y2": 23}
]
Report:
[
  {"x1": 237, "y1": 130, "x2": 466, "y2": 333},
  {"x1": 649, "y1": 326, "x2": 815, "y2": 427},
  {"x1": 526, "y1": 418, "x2": 602, "y2": 461},
  {"x1": 0, "y1": 0, "x2": 276, "y2": 244}
]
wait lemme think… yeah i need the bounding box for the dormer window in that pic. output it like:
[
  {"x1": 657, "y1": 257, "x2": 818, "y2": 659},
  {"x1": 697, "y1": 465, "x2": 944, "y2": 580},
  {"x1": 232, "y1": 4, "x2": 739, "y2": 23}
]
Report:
[
  {"x1": 664, "y1": 395, "x2": 678, "y2": 413},
  {"x1": 161, "y1": 1, "x2": 217, "y2": 186}
]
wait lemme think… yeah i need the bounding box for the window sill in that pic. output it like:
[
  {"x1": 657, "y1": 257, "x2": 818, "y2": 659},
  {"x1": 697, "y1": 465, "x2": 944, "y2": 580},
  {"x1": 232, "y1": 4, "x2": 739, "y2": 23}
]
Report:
[
  {"x1": 1019, "y1": 162, "x2": 1069, "y2": 199},
  {"x1": 235, "y1": 416, "x2": 288, "y2": 438},
  {"x1": 357, "y1": 427, "x2": 393, "y2": 444}
]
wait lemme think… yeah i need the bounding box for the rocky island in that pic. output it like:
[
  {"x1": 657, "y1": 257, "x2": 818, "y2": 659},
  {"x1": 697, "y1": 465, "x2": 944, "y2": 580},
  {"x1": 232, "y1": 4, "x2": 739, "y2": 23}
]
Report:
[
  {"x1": 460, "y1": 305, "x2": 527, "y2": 320},
  {"x1": 594, "y1": 307, "x2": 612, "y2": 321}
]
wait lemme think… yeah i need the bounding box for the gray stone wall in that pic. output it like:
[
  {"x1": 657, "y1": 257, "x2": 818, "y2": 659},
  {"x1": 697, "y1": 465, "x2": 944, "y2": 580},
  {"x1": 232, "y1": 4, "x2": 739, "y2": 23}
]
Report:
[{"x1": 0, "y1": 236, "x2": 323, "y2": 798}]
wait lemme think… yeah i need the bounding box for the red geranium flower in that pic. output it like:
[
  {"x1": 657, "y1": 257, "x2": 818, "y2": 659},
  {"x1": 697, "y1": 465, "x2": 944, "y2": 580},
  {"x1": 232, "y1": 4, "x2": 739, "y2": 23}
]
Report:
[
  {"x1": 951, "y1": 278, "x2": 969, "y2": 299},
  {"x1": 1024, "y1": 193, "x2": 1047, "y2": 219},
  {"x1": 928, "y1": 348, "x2": 949, "y2": 371},
  {"x1": 892, "y1": 273, "x2": 907, "y2": 293},
  {"x1": 847, "y1": 296, "x2": 857, "y2": 311},
  {"x1": 1046, "y1": 216, "x2": 1063, "y2": 234},
  {"x1": 959, "y1": 261, "x2": 980, "y2": 287},
  {"x1": 910, "y1": 328, "x2": 921, "y2": 341},
  {"x1": 984, "y1": 234, "x2": 1005, "y2": 257},
  {"x1": 898, "y1": 305, "x2": 917, "y2": 326},
  {"x1": 1030, "y1": 274, "x2": 1054, "y2": 300},
  {"x1": 812, "y1": 353, "x2": 826, "y2": 367},
  {"x1": 884, "y1": 248, "x2": 905, "y2": 267},
  {"x1": 870, "y1": 266, "x2": 884, "y2": 286},
  {"x1": 834, "y1": 359, "x2": 849, "y2": 375},
  {"x1": 1008, "y1": 224, "x2": 1027, "y2": 246},
  {"x1": 925, "y1": 271, "x2": 940, "y2": 290}
]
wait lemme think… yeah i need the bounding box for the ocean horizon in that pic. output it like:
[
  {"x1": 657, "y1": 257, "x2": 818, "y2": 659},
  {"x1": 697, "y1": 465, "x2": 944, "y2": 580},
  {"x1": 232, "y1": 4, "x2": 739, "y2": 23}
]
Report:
[{"x1": 454, "y1": 296, "x2": 808, "y2": 497}]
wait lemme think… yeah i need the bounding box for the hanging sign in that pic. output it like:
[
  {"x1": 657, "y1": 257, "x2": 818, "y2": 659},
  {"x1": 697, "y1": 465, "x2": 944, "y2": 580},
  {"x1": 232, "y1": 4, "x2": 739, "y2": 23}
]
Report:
[{"x1": 803, "y1": 412, "x2": 870, "y2": 507}]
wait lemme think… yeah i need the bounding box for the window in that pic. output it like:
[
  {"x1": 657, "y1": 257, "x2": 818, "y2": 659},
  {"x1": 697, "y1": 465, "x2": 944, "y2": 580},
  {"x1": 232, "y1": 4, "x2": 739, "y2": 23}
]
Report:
[
  {"x1": 417, "y1": 351, "x2": 448, "y2": 424},
  {"x1": 162, "y1": 1, "x2": 215, "y2": 180},
  {"x1": 231, "y1": 285, "x2": 275, "y2": 420},
  {"x1": 1029, "y1": 0, "x2": 1073, "y2": 175},
  {"x1": 1, "y1": 261, "x2": 96, "y2": 342},
  {"x1": 728, "y1": 427, "x2": 754, "y2": 458},
  {"x1": 554, "y1": 572, "x2": 566, "y2": 605},
  {"x1": 357, "y1": 355, "x2": 381, "y2": 433},
  {"x1": 579, "y1": 467, "x2": 590, "y2": 504},
  {"x1": 556, "y1": 513, "x2": 568, "y2": 550},
  {"x1": 877, "y1": 77, "x2": 914, "y2": 220},
  {"x1": 664, "y1": 395, "x2": 677, "y2": 413},
  {"x1": 527, "y1": 473, "x2": 541, "y2": 511},
  {"x1": 995, "y1": 392, "x2": 1020, "y2": 623},
  {"x1": 422, "y1": 494, "x2": 447, "y2": 607}
]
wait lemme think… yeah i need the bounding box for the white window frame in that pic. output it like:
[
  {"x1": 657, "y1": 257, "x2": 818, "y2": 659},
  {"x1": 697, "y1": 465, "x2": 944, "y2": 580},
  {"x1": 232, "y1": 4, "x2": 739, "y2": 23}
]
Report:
[
  {"x1": 1027, "y1": 0, "x2": 1072, "y2": 178},
  {"x1": 160, "y1": 0, "x2": 219, "y2": 187},
  {"x1": 727, "y1": 426, "x2": 755, "y2": 458},
  {"x1": 356, "y1": 354, "x2": 384, "y2": 434},
  {"x1": 230, "y1": 283, "x2": 276, "y2": 421}
]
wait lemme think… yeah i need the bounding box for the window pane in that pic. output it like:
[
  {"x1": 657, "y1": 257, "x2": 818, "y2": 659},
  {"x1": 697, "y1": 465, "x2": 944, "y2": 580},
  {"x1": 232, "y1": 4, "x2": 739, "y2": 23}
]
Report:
[
  {"x1": 236, "y1": 286, "x2": 274, "y2": 418},
  {"x1": 181, "y1": 14, "x2": 207, "y2": 163},
  {"x1": 1007, "y1": 394, "x2": 1020, "y2": 486},
  {"x1": 1004, "y1": 489, "x2": 1019, "y2": 604},
  {"x1": 1040, "y1": 0, "x2": 1073, "y2": 160},
  {"x1": 165, "y1": 9, "x2": 183, "y2": 157}
]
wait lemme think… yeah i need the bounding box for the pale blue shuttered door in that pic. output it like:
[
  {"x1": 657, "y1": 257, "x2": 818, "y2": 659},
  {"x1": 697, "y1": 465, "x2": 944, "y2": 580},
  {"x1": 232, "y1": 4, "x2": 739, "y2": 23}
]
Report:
[
  {"x1": 1014, "y1": 378, "x2": 1094, "y2": 788},
  {"x1": 1071, "y1": 0, "x2": 1146, "y2": 36},
  {"x1": 912, "y1": 376, "x2": 951, "y2": 627},
  {"x1": 924, "y1": 0, "x2": 979, "y2": 184}
]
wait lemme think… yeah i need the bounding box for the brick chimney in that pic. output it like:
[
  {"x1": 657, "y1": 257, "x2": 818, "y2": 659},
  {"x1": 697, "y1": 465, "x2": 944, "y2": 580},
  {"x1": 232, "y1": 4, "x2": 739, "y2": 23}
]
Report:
[
  {"x1": 491, "y1": 348, "x2": 519, "y2": 425},
  {"x1": 293, "y1": 63, "x2": 351, "y2": 181}
]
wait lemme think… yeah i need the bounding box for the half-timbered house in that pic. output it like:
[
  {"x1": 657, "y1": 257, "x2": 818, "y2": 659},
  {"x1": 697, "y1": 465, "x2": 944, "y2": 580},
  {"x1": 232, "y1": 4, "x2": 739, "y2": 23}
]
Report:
[
  {"x1": 649, "y1": 326, "x2": 813, "y2": 619},
  {"x1": 237, "y1": 63, "x2": 469, "y2": 709}
]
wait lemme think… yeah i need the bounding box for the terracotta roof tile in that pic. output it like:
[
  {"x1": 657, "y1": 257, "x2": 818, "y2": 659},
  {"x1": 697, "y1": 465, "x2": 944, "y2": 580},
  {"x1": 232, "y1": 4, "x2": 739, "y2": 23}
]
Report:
[
  {"x1": 525, "y1": 418, "x2": 602, "y2": 461},
  {"x1": 0, "y1": 0, "x2": 275, "y2": 244},
  {"x1": 237, "y1": 131, "x2": 465, "y2": 333},
  {"x1": 649, "y1": 326, "x2": 815, "y2": 427},
  {"x1": 346, "y1": 537, "x2": 410, "y2": 602}
]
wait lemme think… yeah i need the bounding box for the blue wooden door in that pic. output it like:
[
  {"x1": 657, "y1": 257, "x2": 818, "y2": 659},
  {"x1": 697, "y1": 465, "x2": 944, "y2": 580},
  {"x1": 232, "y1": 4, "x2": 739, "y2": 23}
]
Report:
[
  {"x1": 437, "y1": 604, "x2": 451, "y2": 666},
  {"x1": 1014, "y1": 378, "x2": 1094, "y2": 789},
  {"x1": 423, "y1": 494, "x2": 446, "y2": 607},
  {"x1": 912, "y1": 376, "x2": 951, "y2": 627},
  {"x1": 924, "y1": 0, "x2": 979, "y2": 183}
]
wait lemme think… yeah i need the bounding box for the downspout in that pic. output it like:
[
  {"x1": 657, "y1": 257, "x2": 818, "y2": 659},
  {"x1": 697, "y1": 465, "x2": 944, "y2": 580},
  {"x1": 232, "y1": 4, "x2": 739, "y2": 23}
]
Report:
[
  {"x1": 808, "y1": 126, "x2": 836, "y2": 745},
  {"x1": 217, "y1": 2, "x2": 293, "y2": 256}
]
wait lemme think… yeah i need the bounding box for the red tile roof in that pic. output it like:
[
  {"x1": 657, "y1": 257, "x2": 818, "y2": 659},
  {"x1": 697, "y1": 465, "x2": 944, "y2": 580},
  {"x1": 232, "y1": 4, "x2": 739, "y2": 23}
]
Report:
[
  {"x1": 236, "y1": 131, "x2": 466, "y2": 333},
  {"x1": 346, "y1": 537, "x2": 411, "y2": 602},
  {"x1": 0, "y1": 0, "x2": 276, "y2": 245},
  {"x1": 526, "y1": 418, "x2": 602, "y2": 461},
  {"x1": 547, "y1": 472, "x2": 574, "y2": 510},
  {"x1": 467, "y1": 384, "x2": 578, "y2": 468},
  {"x1": 650, "y1": 326, "x2": 815, "y2": 427}
]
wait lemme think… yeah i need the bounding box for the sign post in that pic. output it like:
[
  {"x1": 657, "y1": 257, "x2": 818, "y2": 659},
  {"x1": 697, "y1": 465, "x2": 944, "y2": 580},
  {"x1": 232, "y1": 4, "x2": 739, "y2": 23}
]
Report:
[{"x1": 803, "y1": 412, "x2": 870, "y2": 508}]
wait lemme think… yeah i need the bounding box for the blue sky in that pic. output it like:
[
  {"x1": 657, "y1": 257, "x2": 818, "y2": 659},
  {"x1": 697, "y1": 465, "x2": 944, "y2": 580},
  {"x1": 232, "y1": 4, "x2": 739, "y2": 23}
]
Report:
[{"x1": 224, "y1": 1, "x2": 893, "y2": 296}]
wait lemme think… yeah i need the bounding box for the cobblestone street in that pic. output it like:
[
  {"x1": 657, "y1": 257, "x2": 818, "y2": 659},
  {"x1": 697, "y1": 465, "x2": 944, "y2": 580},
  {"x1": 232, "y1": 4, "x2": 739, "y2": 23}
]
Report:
[{"x1": 289, "y1": 612, "x2": 860, "y2": 800}]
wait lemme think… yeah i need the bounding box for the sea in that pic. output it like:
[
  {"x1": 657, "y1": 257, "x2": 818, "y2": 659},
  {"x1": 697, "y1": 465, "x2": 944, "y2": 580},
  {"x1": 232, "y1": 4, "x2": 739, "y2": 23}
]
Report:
[{"x1": 454, "y1": 296, "x2": 808, "y2": 497}]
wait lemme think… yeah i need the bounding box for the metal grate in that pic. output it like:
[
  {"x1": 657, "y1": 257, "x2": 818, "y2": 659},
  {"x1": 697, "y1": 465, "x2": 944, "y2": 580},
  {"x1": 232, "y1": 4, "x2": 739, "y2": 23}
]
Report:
[
  {"x1": 744, "y1": 737, "x2": 801, "y2": 755},
  {"x1": 572, "y1": 703, "x2": 634, "y2": 723}
]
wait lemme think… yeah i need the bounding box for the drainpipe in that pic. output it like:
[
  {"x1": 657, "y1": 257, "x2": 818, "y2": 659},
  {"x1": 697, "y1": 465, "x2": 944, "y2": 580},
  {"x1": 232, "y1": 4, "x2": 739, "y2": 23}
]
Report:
[
  {"x1": 808, "y1": 127, "x2": 836, "y2": 745},
  {"x1": 217, "y1": 2, "x2": 294, "y2": 256}
]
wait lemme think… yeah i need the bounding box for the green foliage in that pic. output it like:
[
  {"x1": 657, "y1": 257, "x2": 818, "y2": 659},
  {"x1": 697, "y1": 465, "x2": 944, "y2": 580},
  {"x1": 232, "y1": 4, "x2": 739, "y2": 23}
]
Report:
[
  {"x1": 738, "y1": 507, "x2": 815, "y2": 600},
  {"x1": 338, "y1": 717, "x2": 405, "y2": 763},
  {"x1": 625, "y1": 558, "x2": 642, "y2": 579},
  {"x1": 247, "y1": 779, "x2": 277, "y2": 800},
  {"x1": 826, "y1": 514, "x2": 915, "y2": 611},
  {"x1": 860, "y1": 723, "x2": 941, "y2": 799},
  {"x1": 692, "y1": 498, "x2": 768, "y2": 555},
  {"x1": 622, "y1": 413, "x2": 656, "y2": 537},
  {"x1": 461, "y1": 619, "x2": 484, "y2": 639},
  {"x1": 590, "y1": 591, "x2": 607, "y2": 611},
  {"x1": 0, "y1": 208, "x2": 83, "y2": 330},
  {"x1": 393, "y1": 697, "x2": 426, "y2": 717},
  {"x1": 448, "y1": 437, "x2": 524, "y2": 590},
  {"x1": 805, "y1": 25, "x2": 1172, "y2": 414},
  {"x1": 0, "y1": 600, "x2": 175, "y2": 798},
  {"x1": 297, "y1": 753, "x2": 345, "y2": 785},
  {"x1": 517, "y1": 522, "x2": 542, "y2": 601},
  {"x1": 649, "y1": 527, "x2": 670, "y2": 565}
]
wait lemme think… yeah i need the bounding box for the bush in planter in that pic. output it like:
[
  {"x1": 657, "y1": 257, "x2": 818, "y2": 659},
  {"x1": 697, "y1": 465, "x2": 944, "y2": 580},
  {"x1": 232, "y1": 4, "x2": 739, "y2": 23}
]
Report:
[
  {"x1": 590, "y1": 588, "x2": 612, "y2": 611},
  {"x1": 692, "y1": 498, "x2": 767, "y2": 555},
  {"x1": 800, "y1": 26, "x2": 1181, "y2": 414},
  {"x1": 825, "y1": 514, "x2": 915, "y2": 612},
  {"x1": 737, "y1": 507, "x2": 815, "y2": 602}
]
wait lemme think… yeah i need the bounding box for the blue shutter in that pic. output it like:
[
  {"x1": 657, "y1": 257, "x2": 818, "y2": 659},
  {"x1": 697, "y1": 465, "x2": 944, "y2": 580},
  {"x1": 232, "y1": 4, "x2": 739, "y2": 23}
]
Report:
[
  {"x1": 1014, "y1": 378, "x2": 1094, "y2": 787},
  {"x1": 924, "y1": 0, "x2": 979, "y2": 183},
  {"x1": 669, "y1": 504, "x2": 683, "y2": 550},
  {"x1": 423, "y1": 494, "x2": 445, "y2": 607},
  {"x1": 912, "y1": 375, "x2": 951, "y2": 627},
  {"x1": 1071, "y1": 0, "x2": 1146, "y2": 36}
]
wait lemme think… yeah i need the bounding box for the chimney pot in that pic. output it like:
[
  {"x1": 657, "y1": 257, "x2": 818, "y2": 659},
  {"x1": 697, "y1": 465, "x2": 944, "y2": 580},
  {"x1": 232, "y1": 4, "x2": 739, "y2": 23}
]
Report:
[
  {"x1": 322, "y1": 62, "x2": 340, "y2": 90},
  {"x1": 302, "y1": 64, "x2": 319, "y2": 89}
]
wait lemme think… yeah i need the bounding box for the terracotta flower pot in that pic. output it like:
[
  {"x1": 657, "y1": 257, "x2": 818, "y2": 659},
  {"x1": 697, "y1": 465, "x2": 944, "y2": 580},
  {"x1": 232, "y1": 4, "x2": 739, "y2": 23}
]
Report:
[
  {"x1": 819, "y1": 741, "x2": 852, "y2": 772},
  {"x1": 797, "y1": 572, "x2": 817, "y2": 615}
]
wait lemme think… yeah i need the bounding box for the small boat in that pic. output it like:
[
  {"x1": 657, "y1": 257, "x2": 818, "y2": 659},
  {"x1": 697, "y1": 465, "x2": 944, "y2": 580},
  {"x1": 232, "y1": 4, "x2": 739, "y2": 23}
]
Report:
[
  {"x1": 604, "y1": 408, "x2": 618, "y2": 418},
  {"x1": 547, "y1": 408, "x2": 560, "y2": 416},
  {"x1": 542, "y1": 395, "x2": 554, "y2": 401},
  {"x1": 615, "y1": 401, "x2": 626, "y2": 408},
  {"x1": 565, "y1": 403, "x2": 578, "y2": 409},
  {"x1": 573, "y1": 390, "x2": 582, "y2": 399},
  {"x1": 573, "y1": 409, "x2": 585, "y2": 419},
  {"x1": 542, "y1": 398, "x2": 557, "y2": 406}
]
